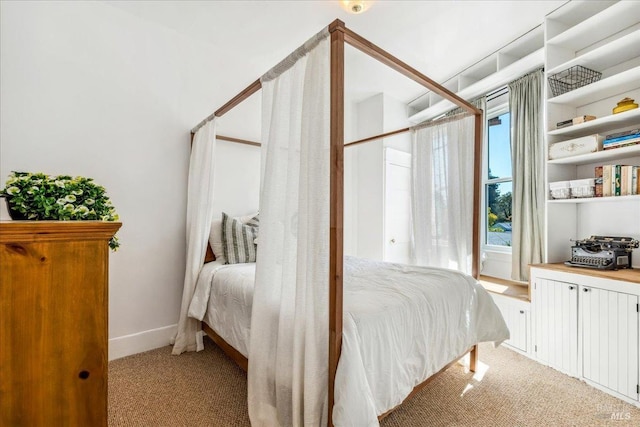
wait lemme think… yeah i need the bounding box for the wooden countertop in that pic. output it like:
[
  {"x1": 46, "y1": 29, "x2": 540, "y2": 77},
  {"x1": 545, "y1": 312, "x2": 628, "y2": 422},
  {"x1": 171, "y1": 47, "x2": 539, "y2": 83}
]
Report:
[{"x1": 530, "y1": 263, "x2": 640, "y2": 284}]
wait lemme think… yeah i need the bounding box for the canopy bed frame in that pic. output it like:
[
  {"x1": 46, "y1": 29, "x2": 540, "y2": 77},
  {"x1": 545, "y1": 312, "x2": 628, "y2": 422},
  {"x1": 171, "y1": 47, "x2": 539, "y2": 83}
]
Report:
[{"x1": 191, "y1": 19, "x2": 483, "y2": 426}]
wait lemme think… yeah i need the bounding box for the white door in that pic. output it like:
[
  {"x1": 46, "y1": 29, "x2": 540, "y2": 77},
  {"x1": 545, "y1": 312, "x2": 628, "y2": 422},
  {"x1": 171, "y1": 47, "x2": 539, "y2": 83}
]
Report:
[
  {"x1": 533, "y1": 278, "x2": 579, "y2": 376},
  {"x1": 581, "y1": 286, "x2": 639, "y2": 400},
  {"x1": 384, "y1": 148, "x2": 411, "y2": 264}
]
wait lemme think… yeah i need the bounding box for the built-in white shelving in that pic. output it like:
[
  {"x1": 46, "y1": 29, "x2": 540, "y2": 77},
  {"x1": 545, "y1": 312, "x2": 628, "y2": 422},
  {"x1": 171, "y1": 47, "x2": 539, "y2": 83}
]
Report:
[
  {"x1": 548, "y1": 195, "x2": 640, "y2": 204},
  {"x1": 544, "y1": 0, "x2": 640, "y2": 270},
  {"x1": 547, "y1": 66, "x2": 640, "y2": 107},
  {"x1": 548, "y1": 144, "x2": 640, "y2": 166},
  {"x1": 545, "y1": 0, "x2": 640, "y2": 51},
  {"x1": 547, "y1": 108, "x2": 640, "y2": 137},
  {"x1": 546, "y1": 29, "x2": 640, "y2": 76},
  {"x1": 408, "y1": 26, "x2": 544, "y2": 123}
]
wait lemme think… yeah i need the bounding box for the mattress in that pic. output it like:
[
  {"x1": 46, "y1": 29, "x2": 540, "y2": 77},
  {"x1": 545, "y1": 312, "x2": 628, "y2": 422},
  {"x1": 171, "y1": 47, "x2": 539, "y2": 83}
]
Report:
[{"x1": 188, "y1": 256, "x2": 509, "y2": 425}]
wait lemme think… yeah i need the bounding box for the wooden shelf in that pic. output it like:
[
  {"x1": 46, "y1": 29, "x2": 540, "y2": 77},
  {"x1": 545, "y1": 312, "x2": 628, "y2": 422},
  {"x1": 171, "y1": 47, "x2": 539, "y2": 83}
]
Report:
[
  {"x1": 547, "y1": 108, "x2": 640, "y2": 137},
  {"x1": 479, "y1": 275, "x2": 530, "y2": 302},
  {"x1": 548, "y1": 66, "x2": 640, "y2": 107},
  {"x1": 546, "y1": 1, "x2": 640, "y2": 51},
  {"x1": 547, "y1": 29, "x2": 640, "y2": 76},
  {"x1": 548, "y1": 144, "x2": 640, "y2": 165},
  {"x1": 548, "y1": 195, "x2": 640, "y2": 204}
]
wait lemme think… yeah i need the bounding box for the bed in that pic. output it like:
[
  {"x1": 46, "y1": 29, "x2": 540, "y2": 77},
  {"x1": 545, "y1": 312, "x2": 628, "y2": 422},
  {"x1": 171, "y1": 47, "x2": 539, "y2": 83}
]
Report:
[
  {"x1": 177, "y1": 18, "x2": 496, "y2": 426},
  {"x1": 188, "y1": 256, "x2": 508, "y2": 424}
]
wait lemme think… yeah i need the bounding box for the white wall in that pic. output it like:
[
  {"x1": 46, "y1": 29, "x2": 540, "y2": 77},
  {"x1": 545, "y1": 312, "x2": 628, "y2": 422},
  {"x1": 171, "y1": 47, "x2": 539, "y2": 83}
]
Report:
[
  {"x1": 0, "y1": 1, "x2": 261, "y2": 359},
  {"x1": 347, "y1": 93, "x2": 411, "y2": 261}
]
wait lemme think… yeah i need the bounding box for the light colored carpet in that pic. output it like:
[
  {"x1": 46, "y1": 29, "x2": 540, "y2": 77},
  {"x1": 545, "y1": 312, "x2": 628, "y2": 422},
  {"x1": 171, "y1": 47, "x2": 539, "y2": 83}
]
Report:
[{"x1": 109, "y1": 338, "x2": 640, "y2": 426}]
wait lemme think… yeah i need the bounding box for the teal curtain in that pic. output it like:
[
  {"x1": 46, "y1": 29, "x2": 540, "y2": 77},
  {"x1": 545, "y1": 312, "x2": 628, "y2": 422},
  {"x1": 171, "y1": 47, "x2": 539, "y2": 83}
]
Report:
[{"x1": 509, "y1": 69, "x2": 544, "y2": 281}]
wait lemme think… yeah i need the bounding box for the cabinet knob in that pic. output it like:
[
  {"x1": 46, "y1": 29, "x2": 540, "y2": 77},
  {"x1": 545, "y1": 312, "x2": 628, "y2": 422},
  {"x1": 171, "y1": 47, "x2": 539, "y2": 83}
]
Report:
[
  {"x1": 569, "y1": 286, "x2": 575, "y2": 290},
  {"x1": 78, "y1": 370, "x2": 90, "y2": 380},
  {"x1": 583, "y1": 288, "x2": 590, "y2": 293},
  {"x1": 390, "y1": 238, "x2": 396, "y2": 244},
  {"x1": 519, "y1": 310, "x2": 525, "y2": 314}
]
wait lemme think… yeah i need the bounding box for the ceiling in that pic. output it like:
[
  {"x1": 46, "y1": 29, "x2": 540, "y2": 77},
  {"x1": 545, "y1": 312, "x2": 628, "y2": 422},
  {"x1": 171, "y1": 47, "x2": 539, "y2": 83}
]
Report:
[{"x1": 106, "y1": 0, "x2": 567, "y2": 135}]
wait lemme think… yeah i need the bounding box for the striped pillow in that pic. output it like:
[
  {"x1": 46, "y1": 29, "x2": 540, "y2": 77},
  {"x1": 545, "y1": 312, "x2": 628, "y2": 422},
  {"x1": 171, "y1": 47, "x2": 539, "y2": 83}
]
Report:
[{"x1": 222, "y1": 212, "x2": 258, "y2": 264}]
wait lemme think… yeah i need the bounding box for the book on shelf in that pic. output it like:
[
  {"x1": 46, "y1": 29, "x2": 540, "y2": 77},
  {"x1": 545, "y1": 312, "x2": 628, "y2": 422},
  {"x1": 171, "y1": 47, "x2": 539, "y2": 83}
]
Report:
[
  {"x1": 599, "y1": 164, "x2": 640, "y2": 196},
  {"x1": 594, "y1": 166, "x2": 603, "y2": 197},
  {"x1": 602, "y1": 165, "x2": 612, "y2": 197},
  {"x1": 572, "y1": 115, "x2": 596, "y2": 125},
  {"x1": 605, "y1": 128, "x2": 640, "y2": 140},
  {"x1": 603, "y1": 137, "x2": 640, "y2": 150},
  {"x1": 603, "y1": 133, "x2": 640, "y2": 144},
  {"x1": 555, "y1": 115, "x2": 596, "y2": 129}
]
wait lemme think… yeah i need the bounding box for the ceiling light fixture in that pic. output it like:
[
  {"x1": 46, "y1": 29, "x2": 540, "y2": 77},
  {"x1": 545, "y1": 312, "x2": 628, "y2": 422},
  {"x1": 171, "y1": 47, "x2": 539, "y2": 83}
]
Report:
[{"x1": 343, "y1": 1, "x2": 367, "y2": 14}]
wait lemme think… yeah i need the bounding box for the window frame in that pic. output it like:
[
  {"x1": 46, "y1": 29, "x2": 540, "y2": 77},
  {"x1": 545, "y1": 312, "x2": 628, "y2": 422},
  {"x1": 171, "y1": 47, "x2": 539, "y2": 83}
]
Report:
[{"x1": 482, "y1": 97, "x2": 512, "y2": 254}]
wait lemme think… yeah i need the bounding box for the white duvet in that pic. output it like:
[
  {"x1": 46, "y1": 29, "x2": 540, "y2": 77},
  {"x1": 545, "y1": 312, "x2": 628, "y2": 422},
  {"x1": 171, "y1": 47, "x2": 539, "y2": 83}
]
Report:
[{"x1": 188, "y1": 256, "x2": 509, "y2": 426}]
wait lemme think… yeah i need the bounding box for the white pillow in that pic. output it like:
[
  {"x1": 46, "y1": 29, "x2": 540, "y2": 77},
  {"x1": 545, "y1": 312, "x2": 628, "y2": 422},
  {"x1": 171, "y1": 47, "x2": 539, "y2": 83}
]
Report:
[
  {"x1": 222, "y1": 212, "x2": 258, "y2": 264},
  {"x1": 209, "y1": 219, "x2": 225, "y2": 262},
  {"x1": 209, "y1": 212, "x2": 258, "y2": 263}
]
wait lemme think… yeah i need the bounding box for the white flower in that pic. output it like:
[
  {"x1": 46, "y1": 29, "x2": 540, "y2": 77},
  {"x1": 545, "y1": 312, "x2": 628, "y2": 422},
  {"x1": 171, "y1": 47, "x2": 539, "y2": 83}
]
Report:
[
  {"x1": 72, "y1": 189, "x2": 83, "y2": 196},
  {"x1": 85, "y1": 199, "x2": 95, "y2": 205},
  {"x1": 63, "y1": 204, "x2": 74, "y2": 212},
  {"x1": 6, "y1": 186, "x2": 20, "y2": 195},
  {"x1": 56, "y1": 198, "x2": 66, "y2": 205},
  {"x1": 64, "y1": 194, "x2": 76, "y2": 203},
  {"x1": 55, "y1": 180, "x2": 66, "y2": 188},
  {"x1": 75, "y1": 206, "x2": 89, "y2": 216}
]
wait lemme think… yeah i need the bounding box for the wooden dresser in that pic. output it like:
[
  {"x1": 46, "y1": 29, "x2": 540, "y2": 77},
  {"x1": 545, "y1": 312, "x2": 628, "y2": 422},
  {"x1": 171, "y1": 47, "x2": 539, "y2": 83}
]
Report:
[{"x1": 0, "y1": 221, "x2": 121, "y2": 426}]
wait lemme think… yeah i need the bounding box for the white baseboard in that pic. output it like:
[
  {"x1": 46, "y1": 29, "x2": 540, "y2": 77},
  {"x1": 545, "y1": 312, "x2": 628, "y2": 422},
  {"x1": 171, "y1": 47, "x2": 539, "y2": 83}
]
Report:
[{"x1": 109, "y1": 324, "x2": 177, "y2": 361}]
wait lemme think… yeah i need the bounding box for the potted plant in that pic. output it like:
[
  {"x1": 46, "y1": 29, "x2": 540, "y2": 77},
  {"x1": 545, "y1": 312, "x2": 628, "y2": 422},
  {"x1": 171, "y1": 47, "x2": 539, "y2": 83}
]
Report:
[{"x1": 0, "y1": 172, "x2": 120, "y2": 250}]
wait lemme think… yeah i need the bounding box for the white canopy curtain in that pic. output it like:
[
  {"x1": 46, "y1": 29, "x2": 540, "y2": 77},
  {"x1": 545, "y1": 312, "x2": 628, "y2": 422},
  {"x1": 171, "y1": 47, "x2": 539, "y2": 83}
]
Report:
[
  {"x1": 510, "y1": 69, "x2": 544, "y2": 281},
  {"x1": 173, "y1": 119, "x2": 217, "y2": 355},
  {"x1": 248, "y1": 29, "x2": 330, "y2": 427},
  {"x1": 410, "y1": 112, "x2": 476, "y2": 274}
]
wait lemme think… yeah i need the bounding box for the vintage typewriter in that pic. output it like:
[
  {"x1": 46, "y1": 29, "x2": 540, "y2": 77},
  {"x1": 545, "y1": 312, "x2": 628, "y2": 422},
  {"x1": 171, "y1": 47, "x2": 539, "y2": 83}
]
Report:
[{"x1": 565, "y1": 236, "x2": 639, "y2": 270}]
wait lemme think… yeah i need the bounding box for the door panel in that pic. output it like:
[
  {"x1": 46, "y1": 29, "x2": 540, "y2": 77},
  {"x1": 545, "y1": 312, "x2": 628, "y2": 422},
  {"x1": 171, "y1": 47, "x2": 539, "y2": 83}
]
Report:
[
  {"x1": 581, "y1": 286, "x2": 639, "y2": 400},
  {"x1": 534, "y1": 278, "x2": 578, "y2": 376},
  {"x1": 384, "y1": 149, "x2": 411, "y2": 264}
]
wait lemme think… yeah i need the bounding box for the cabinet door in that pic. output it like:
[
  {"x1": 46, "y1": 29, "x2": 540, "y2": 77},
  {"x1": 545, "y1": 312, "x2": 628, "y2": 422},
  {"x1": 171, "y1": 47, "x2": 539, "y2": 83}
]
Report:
[
  {"x1": 581, "y1": 286, "x2": 639, "y2": 400},
  {"x1": 534, "y1": 278, "x2": 579, "y2": 376},
  {"x1": 492, "y1": 296, "x2": 529, "y2": 352}
]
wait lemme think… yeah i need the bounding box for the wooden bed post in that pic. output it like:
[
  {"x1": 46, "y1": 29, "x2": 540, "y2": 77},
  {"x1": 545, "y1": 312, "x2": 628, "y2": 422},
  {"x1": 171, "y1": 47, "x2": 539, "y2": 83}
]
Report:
[{"x1": 328, "y1": 19, "x2": 345, "y2": 427}]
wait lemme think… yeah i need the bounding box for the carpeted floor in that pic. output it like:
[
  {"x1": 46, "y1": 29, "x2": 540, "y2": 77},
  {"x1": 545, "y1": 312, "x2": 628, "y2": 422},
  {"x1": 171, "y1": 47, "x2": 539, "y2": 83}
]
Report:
[{"x1": 109, "y1": 338, "x2": 640, "y2": 426}]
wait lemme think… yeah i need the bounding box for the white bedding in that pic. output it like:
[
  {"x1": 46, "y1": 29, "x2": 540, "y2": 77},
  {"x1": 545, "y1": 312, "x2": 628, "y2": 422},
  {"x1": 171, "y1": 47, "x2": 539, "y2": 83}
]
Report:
[{"x1": 188, "y1": 256, "x2": 509, "y2": 425}]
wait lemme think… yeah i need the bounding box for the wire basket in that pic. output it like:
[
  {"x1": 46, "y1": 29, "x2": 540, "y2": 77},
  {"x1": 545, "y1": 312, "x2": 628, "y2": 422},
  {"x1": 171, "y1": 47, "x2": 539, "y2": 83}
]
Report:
[{"x1": 548, "y1": 65, "x2": 602, "y2": 97}]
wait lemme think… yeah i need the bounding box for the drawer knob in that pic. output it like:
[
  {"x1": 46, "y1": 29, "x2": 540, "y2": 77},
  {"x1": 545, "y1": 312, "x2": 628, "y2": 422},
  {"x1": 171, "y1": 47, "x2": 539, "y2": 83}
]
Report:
[
  {"x1": 78, "y1": 370, "x2": 90, "y2": 380},
  {"x1": 583, "y1": 288, "x2": 590, "y2": 293},
  {"x1": 519, "y1": 310, "x2": 525, "y2": 314},
  {"x1": 569, "y1": 286, "x2": 575, "y2": 290}
]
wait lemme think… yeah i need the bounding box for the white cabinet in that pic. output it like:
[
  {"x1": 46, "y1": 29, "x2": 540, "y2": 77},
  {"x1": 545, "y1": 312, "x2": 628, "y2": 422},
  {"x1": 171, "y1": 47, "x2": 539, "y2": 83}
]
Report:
[
  {"x1": 531, "y1": 265, "x2": 640, "y2": 404},
  {"x1": 581, "y1": 286, "x2": 639, "y2": 400},
  {"x1": 544, "y1": 1, "x2": 640, "y2": 265},
  {"x1": 533, "y1": 278, "x2": 578, "y2": 376},
  {"x1": 490, "y1": 293, "x2": 530, "y2": 354}
]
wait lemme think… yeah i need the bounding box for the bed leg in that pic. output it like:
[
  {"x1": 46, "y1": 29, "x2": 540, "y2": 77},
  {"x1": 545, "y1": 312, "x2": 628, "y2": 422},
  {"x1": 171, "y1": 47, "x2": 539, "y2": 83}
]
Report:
[{"x1": 469, "y1": 345, "x2": 478, "y2": 373}]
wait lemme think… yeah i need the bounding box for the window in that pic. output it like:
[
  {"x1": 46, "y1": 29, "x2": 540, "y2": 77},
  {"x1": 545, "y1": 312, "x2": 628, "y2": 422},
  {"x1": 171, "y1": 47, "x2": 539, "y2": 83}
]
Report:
[{"x1": 484, "y1": 102, "x2": 512, "y2": 249}]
